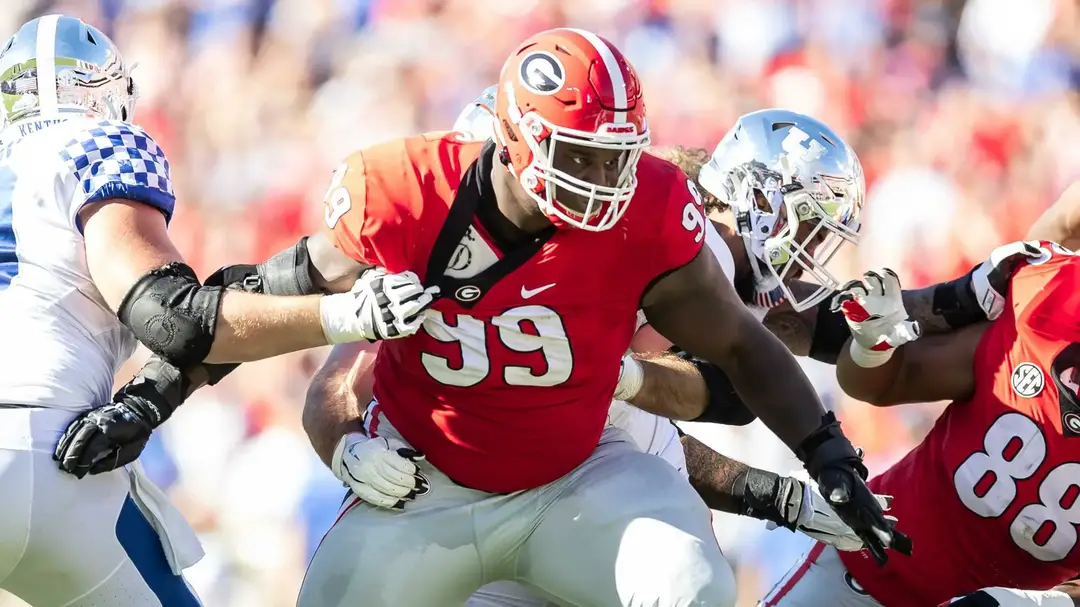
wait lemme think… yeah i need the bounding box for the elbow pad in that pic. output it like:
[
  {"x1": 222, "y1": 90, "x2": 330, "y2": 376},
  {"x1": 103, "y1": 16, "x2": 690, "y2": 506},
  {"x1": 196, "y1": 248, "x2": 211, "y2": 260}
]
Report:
[
  {"x1": 682, "y1": 355, "x2": 757, "y2": 426},
  {"x1": 808, "y1": 300, "x2": 852, "y2": 365},
  {"x1": 204, "y1": 237, "x2": 319, "y2": 296},
  {"x1": 117, "y1": 262, "x2": 222, "y2": 367}
]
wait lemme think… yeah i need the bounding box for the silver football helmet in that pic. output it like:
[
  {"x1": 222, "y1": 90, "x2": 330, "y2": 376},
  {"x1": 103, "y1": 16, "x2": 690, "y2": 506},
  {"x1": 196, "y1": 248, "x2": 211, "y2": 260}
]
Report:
[
  {"x1": 0, "y1": 15, "x2": 137, "y2": 127},
  {"x1": 698, "y1": 109, "x2": 864, "y2": 312},
  {"x1": 451, "y1": 85, "x2": 497, "y2": 142}
]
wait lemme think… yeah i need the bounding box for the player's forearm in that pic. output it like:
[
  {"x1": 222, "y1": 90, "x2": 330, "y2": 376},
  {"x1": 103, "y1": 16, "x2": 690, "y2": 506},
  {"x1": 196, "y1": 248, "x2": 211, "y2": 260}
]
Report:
[
  {"x1": 899, "y1": 285, "x2": 954, "y2": 334},
  {"x1": 710, "y1": 316, "x2": 826, "y2": 448},
  {"x1": 837, "y1": 324, "x2": 983, "y2": 406},
  {"x1": 681, "y1": 433, "x2": 752, "y2": 513},
  {"x1": 204, "y1": 292, "x2": 328, "y2": 363},
  {"x1": 900, "y1": 268, "x2": 997, "y2": 336},
  {"x1": 303, "y1": 347, "x2": 368, "y2": 467},
  {"x1": 626, "y1": 353, "x2": 708, "y2": 420}
]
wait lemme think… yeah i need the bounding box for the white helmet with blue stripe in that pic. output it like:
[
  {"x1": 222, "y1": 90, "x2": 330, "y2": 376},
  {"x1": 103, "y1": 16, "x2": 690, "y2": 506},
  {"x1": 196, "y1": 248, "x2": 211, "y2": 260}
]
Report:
[
  {"x1": 0, "y1": 14, "x2": 137, "y2": 128},
  {"x1": 452, "y1": 85, "x2": 497, "y2": 142}
]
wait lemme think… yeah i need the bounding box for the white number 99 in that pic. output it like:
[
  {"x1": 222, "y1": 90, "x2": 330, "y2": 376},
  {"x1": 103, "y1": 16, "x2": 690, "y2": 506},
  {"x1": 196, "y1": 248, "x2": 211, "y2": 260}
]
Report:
[{"x1": 682, "y1": 179, "x2": 706, "y2": 243}]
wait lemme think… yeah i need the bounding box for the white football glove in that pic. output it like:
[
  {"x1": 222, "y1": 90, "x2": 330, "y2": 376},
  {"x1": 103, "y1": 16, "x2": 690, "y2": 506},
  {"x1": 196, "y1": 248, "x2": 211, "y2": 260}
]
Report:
[
  {"x1": 332, "y1": 432, "x2": 430, "y2": 510},
  {"x1": 938, "y1": 587, "x2": 1073, "y2": 607},
  {"x1": 970, "y1": 240, "x2": 1045, "y2": 321},
  {"x1": 831, "y1": 269, "x2": 921, "y2": 368},
  {"x1": 319, "y1": 268, "x2": 440, "y2": 344},
  {"x1": 766, "y1": 470, "x2": 896, "y2": 552}
]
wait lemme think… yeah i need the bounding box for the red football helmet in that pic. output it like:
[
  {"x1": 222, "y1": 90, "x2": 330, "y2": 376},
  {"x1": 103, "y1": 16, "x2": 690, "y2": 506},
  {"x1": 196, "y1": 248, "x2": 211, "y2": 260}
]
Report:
[{"x1": 493, "y1": 28, "x2": 650, "y2": 232}]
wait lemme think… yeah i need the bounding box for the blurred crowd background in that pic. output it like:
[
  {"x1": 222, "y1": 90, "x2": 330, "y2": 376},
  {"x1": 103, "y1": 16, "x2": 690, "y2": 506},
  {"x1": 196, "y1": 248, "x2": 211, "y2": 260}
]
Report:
[{"x1": 4, "y1": 0, "x2": 1080, "y2": 605}]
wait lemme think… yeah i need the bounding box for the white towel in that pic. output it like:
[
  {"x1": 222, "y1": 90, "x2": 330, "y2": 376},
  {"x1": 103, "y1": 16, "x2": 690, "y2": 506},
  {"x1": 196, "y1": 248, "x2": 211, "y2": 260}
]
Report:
[{"x1": 126, "y1": 461, "x2": 205, "y2": 575}]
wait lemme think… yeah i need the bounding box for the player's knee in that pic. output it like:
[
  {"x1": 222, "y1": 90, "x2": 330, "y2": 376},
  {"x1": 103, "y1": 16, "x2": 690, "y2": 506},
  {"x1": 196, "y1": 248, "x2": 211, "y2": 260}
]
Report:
[
  {"x1": 615, "y1": 518, "x2": 737, "y2": 607},
  {"x1": 631, "y1": 551, "x2": 736, "y2": 607},
  {"x1": 672, "y1": 547, "x2": 737, "y2": 607}
]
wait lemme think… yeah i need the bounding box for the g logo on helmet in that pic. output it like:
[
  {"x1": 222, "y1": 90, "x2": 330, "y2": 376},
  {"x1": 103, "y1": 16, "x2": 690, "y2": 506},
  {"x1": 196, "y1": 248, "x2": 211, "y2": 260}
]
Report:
[{"x1": 519, "y1": 52, "x2": 565, "y2": 95}]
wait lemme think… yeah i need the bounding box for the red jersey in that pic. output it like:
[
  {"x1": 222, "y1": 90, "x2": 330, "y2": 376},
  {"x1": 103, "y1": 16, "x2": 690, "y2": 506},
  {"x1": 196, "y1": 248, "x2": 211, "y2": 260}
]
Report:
[
  {"x1": 323, "y1": 133, "x2": 704, "y2": 492},
  {"x1": 839, "y1": 244, "x2": 1080, "y2": 605}
]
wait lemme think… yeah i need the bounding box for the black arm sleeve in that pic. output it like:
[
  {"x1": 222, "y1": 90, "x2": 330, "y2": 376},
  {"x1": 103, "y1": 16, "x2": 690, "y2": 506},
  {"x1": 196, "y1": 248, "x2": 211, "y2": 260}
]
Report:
[
  {"x1": 808, "y1": 300, "x2": 851, "y2": 365},
  {"x1": 675, "y1": 351, "x2": 757, "y2": 426},
  {"x1": 930, "y1": 266, "x2": 984, "y2": 329},
  {"x1": 205, "y1": 236, "x2": 319, "y2": 296}
]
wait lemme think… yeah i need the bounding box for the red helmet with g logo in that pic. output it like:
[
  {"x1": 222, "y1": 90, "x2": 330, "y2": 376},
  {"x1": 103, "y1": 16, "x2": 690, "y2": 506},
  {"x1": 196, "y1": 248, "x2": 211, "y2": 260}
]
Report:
[{"x1": 493, "y1": 28, "x2": 650, "y2": 232}]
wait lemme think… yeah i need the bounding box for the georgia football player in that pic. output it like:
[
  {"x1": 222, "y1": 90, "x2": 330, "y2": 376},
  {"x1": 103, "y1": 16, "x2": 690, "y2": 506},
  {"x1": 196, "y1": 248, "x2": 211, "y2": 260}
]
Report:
[
  {"x1": 295, "y1": 27, "x2": 902, "y2": 607},
  {"x1": 0, "y1": 14, "x2": 396, "y2": 607},
  {"x1": 758, "y1": 240, "x2": 1080, "y2": 607},
  {"x1": 304, "y1": 91, "x2": 1035, "y2": 607},
  {"x1": 304, "y1": 93, "x2": 885, "y2": 607},
  {"x1": 293, "y1": 28, "x2": 903, "y2": 607}
]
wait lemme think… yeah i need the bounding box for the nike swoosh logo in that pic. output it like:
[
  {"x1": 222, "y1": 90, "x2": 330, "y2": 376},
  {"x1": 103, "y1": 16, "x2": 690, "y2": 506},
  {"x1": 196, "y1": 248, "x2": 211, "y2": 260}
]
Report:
[{"x1": 521, "y1": 283, "x2": 556, "y2": 299}]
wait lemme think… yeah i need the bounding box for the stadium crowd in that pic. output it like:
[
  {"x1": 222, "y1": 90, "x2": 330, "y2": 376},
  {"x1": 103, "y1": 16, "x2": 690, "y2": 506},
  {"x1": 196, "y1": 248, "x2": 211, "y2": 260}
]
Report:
[{"x1": 3, "y1": 0, "x2": 1079, "y2": 604}]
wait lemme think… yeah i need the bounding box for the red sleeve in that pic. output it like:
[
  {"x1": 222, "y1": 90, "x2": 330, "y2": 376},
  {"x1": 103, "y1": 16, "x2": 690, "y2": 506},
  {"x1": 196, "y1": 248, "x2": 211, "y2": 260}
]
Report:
[
  {"x1": 1024, "y1": 254, "x2": 1080, "y2": 335},
  {"x1": 320, "y1": 147, "x2": 416, "y2": 272},
  {"x1": 649, "y1": 170, "x2": 707, "y2": 280}
]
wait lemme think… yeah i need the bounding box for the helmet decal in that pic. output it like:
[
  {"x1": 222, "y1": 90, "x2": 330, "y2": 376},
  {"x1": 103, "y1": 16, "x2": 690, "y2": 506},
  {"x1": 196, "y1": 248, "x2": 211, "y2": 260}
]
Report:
[{"x1": 518, "y1": 52, "x2": 565, "y2": 96}]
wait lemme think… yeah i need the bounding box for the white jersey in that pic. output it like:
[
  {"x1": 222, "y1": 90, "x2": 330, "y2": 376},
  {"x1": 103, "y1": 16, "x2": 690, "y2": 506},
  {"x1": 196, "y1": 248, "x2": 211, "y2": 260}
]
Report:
[
  {"x1": 0, "y1": 116, "x2": 175, "y2": 411},
  {"x1": 607, "y1": 220, "x2": 767, "y2": 467}
]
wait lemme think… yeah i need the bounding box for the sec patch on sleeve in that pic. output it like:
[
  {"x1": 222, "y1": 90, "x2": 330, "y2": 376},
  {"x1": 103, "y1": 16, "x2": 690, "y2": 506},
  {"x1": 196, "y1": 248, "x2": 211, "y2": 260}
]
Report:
[{"x1": 60, "y1": 121, "x2": 175, "y2": 228}]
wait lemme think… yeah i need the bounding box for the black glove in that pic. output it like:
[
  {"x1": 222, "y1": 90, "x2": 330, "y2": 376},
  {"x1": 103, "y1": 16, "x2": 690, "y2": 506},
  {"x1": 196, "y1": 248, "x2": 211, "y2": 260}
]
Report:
[
  {"x1": 795, "y1": 412, "x2": 913, "y2": 565},
  {"x1": 54, "y1": 357, "x2": 188, "y2": 478}
]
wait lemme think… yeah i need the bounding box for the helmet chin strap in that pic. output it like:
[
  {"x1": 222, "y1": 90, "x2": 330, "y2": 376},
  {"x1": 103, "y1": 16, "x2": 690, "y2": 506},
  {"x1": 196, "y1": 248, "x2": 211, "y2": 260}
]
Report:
[{"x1": 743, "y1": 236, "x2": 787, "y2": 309}]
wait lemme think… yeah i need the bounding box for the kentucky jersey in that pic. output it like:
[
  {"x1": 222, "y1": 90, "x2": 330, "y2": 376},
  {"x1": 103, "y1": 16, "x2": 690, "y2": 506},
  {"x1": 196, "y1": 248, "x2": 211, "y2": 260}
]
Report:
[
  {"x1": 326, "y1": 133, "x2": 705, "y2": 492},
  {"x1": 0, "y1": 116, "x2": 174, "y2": 410},
  {"x1": 839, "y1": 245, "x2": 1080, "y2": 606}
]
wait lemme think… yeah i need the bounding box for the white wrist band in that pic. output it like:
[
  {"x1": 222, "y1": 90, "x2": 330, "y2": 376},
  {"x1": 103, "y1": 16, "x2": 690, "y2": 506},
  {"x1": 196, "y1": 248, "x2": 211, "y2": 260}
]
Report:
[
  {"x1": 614, "y1": 355, "x2": 644, "y2": 402},
  {"x1": 848, "y1": 341, "x2": 895, "y2": 369},
  {"x1": 319, "y1": 293, "x2": 359, "y2": 344}
]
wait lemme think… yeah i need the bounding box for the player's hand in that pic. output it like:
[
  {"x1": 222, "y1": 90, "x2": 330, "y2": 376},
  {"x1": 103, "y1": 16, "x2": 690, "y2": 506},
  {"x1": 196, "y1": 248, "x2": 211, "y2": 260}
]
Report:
[
  {"x1": 54, "y1": 357, "x2": 186, "y2": 478},
  {"x1": 767, "y1": 470, "x2": 897, "y2": 552},
  {"x1": 796, "y1": 412, "x2": 913, "y2": 566},
  {"x1": 320, "y1": 267, "x2": 440, "y2": 344},
  {"x1": 832, "y1": 269, "x2": 921, "y2": 368},
  {"x1": 332, "y1": 432, "x2": 430, "y2": 510},
  {"x1": 938, "y1": 587, "x2": 1074, "y2": 607},
  {"x1": 970, "y1": 241, "x2": 1044, "y2": 321}
]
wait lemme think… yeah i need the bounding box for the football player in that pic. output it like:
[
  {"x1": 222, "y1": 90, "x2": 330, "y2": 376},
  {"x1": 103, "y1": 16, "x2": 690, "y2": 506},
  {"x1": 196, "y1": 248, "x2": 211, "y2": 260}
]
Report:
[
  {"x1": 304, "y1": 93, "x2": 1026, "y2": 607},
  {"x1": 68, "y1": 27, "x2": 903, "y2": 607},
  {"x1": 759, "y1": 239, "x2": 1080, "y2": 607},
  {"x1": 0, "y1": 14, "x2": 409, "y2": 607}
]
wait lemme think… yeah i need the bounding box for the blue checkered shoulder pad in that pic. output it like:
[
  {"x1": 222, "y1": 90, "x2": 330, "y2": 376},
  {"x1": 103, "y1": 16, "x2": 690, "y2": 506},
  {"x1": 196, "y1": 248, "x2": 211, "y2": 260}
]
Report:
[{"x1": 60, "y1": 120, "x2": 176, "y2": 223}]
